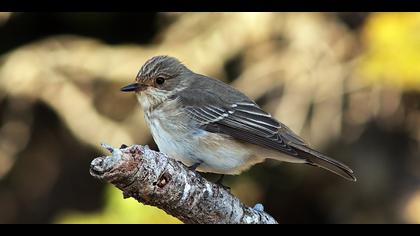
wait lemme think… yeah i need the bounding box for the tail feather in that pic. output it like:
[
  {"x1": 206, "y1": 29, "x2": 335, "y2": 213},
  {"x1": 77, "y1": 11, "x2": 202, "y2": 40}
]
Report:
[{"x1": 291, "y1": 144, "x2": 357, "y2": 182}]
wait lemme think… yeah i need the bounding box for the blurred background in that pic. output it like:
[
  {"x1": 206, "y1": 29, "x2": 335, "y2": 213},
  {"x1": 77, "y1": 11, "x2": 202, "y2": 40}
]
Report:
[{"x1": 0, "y1": 12, "x2": 419, "y2": 224}]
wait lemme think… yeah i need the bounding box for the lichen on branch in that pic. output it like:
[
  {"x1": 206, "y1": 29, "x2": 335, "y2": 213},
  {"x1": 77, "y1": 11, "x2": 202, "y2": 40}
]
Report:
[{"x1": 90, "y1": 144, "x2": 278, "y2": 224}]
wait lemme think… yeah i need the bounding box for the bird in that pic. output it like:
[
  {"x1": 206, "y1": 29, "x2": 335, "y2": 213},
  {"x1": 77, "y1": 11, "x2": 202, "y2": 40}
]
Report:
[{"x1": 121, "y1": 55, "x2": 356, "y2": 182}]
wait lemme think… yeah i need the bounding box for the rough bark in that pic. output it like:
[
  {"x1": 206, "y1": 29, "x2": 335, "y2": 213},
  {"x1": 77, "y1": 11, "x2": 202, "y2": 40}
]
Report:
[{"x1": 89, "y1": 144, "x2": 278, "y2": 224}]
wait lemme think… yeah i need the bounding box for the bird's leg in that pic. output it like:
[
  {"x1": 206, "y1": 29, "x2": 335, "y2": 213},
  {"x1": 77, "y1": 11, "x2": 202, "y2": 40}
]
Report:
[
  {"x1": 188, "y1": 162, "x2": 202, "y2": 171},
  {"x1": 216, "y1": 174, "x2": 225, "y2": 184},
  {"x1": 216, "y1": 174, "x2": 231, "y2": 191}
]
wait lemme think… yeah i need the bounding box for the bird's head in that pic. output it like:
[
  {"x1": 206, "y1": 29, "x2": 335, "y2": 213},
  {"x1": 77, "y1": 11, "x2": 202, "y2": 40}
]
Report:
[{"x1": 121, "y1": 55, "x2": 190, "y2": 110}]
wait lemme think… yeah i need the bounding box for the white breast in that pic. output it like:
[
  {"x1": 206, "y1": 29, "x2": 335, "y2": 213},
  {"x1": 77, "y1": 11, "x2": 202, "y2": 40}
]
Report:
[
  {"x1": 147, "y1": 114, "x2": 188, "y2": 159},
  {"x1": 140, "y1": 95, "x2": 196, "y2": 164}
]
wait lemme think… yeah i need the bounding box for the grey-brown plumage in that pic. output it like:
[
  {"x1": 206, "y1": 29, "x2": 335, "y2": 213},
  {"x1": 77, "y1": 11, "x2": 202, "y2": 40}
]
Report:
[{"x1": 121, "y1": 55, "x2": 356, "y2": 181}]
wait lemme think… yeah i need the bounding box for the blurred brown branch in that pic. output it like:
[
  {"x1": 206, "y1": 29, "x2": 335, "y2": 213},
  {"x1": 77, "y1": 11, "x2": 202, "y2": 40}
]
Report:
[
  {"x1": 0, "y1": 13, "x2": 284, "y2": 150},
  {"x1": 90, "y1": 144, "x2": 278, "y2": 224},
  {"x1": 0, "y1": 12, "x2": 417, "y2": 181}
]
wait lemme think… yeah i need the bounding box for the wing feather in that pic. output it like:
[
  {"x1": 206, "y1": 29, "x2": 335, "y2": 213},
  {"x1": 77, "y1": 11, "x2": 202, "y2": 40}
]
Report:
[
  {"x1": 175, "y1": 78, "x2": 355, "y2": 181},
  {"x1": 185, "y1": 102, "x2": 301, "y2": 157}
]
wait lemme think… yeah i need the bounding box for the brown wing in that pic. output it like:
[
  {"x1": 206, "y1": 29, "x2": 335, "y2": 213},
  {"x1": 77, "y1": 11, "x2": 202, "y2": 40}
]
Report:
[
  {"x1": 184, "y1": 102, "x2": 356, "y2": 181},
  {"x1": 185, "y1": 102, "x2": 303, "y2": 158},
  {"x1": 175, "y1": 76, "x2": 355, "y2": 181}
]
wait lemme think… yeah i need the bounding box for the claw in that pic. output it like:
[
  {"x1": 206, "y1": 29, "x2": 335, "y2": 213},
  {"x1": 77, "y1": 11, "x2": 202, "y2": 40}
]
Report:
[
  {"x1": 188, "y1": 162, "x2": 202, "y2": 171},
  {"x1": 216, "y1": 174, "x2": 231, "y2": 191}
]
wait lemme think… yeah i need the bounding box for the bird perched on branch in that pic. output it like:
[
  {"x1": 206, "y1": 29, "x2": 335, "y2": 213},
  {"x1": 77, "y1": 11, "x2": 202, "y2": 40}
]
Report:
[{"x1": 121, "y1": 55, "x2": 356, "y2": 182}]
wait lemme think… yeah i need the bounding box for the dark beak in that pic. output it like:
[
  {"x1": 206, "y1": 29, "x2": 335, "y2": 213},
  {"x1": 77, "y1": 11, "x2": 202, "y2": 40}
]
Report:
[{"x1": 120, "y1": 83, "x2": 142, "y2": 92}]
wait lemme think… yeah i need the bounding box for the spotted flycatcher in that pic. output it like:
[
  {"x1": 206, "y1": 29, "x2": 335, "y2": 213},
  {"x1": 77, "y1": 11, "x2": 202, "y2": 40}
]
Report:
[{"x1": 121, "y1": 56, "x2": 356, "y2": 181}]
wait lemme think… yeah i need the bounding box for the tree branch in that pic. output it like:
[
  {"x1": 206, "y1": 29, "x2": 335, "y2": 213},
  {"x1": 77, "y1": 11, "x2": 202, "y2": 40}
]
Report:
[{"x1": 89, "y1": 144, "x2": 278, "y2": 224}]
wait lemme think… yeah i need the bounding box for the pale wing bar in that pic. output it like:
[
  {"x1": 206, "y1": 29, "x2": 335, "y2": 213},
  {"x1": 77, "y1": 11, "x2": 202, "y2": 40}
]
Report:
[{"x1": 185, "y1": 102, "x2": 300, "y2": 156}]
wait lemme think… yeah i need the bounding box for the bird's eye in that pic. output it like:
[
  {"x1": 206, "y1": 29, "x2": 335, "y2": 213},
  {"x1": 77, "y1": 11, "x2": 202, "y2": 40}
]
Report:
[{"x1": 155, "y1": 77, "x2": 165, "y2": 85}]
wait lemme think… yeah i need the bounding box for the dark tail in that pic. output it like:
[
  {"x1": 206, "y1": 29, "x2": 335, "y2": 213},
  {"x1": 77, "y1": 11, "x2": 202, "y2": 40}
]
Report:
[{"x1": 292, "y1": 144, "x2": 357, "y2": 182}]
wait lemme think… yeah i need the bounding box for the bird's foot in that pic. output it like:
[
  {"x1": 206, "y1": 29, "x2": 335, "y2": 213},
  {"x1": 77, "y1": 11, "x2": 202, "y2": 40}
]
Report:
[
  {"x1": 188, "y1": 162, "x2": 202, "y2": 172},
  {"x1": 216, "y1": 174, "x2": 231, "y2": 191}
]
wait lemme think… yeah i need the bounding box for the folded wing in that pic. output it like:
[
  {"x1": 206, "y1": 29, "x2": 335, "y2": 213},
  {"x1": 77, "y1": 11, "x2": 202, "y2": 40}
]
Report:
[{"x1": 183, "y1": 98, "x2": 356, "y2": 181}]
